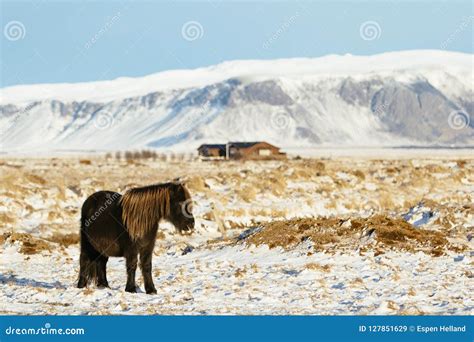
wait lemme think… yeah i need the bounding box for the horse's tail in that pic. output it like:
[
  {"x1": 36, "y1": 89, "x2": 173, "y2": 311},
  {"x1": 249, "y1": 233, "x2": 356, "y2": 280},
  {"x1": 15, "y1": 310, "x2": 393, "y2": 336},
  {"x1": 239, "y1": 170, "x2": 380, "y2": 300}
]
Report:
[
  {"x1": 78, "y1": 229, "x2": 100, "y2": 286},
  {"x1": 78, "y1": 199, "x2": 101, "y2": 287}
]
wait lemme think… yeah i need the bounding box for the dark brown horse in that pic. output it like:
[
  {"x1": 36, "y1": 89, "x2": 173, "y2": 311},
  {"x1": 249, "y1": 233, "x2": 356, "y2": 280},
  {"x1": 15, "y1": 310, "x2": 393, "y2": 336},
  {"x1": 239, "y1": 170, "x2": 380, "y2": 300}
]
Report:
[{"x1": 77, "y1": 182, "x2": 194, "y2": 294}]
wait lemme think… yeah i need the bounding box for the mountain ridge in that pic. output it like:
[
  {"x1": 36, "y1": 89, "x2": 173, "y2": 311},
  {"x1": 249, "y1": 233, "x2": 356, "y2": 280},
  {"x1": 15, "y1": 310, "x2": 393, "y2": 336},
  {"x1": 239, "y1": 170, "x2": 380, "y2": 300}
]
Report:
[{"x1": 0, "y1": 50, "x2": 472, "y2": 152}]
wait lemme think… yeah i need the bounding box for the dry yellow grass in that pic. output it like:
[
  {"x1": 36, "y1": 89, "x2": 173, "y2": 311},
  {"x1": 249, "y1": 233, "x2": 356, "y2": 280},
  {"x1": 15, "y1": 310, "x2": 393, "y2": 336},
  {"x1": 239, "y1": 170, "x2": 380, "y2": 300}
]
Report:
[
  {"x1": 305, "y1": 262, "x2": 331, "y2": 272},
  {"x1": 0, "y1": 212, "x2": 16, "y2": 226},
  {"x1": 0, "y1": 155, "x2": 472, "y2": 256},
  {"x1": 2, "y1": 232, "x2": 52, "y2": 255},
  {"x1": 234, "y1": 268, "x2": 247, "y2": 277},
  {"x1": 45, "y1": 233, "x2": 79, "y2": 247},
  {"x1": 237, "y1": 186, "x2": 257, "y2": 202},
  {"x1": 243, "y1": 215, "x2": 455, "y2": 256},
  {"x1": 186, "y1": 175, "x2": 209, "y2": 192}
]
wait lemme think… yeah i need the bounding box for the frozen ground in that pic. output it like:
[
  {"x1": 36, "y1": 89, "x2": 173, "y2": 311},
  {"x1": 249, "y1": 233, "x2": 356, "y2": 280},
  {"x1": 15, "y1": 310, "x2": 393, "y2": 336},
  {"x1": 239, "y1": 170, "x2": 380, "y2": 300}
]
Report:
[
  {"x1": 0, "y1": 153, "x2": 472, "y2": 314},
  {"x1": 1, "y1": 241, "x2": 472, "y2": 315}
]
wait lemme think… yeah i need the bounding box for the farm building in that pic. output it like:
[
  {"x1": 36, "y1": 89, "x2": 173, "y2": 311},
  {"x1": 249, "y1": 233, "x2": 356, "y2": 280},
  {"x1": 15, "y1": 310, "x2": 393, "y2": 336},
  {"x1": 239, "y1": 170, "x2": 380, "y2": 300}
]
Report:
[
  {"x1": 197, "y1": 142, "x2": 286, "y2": 160},
  {"x1": 197, "y1": 144, "x2": 226, "y2": 158}
]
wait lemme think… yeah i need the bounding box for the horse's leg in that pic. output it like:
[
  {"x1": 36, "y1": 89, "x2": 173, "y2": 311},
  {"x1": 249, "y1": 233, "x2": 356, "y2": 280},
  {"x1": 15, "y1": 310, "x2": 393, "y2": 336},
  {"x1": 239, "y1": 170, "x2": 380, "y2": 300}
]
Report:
[
  {"x1": 77, "y1": 251, "x2": 90, "y2": 288},
  {"x1": 78, "y1": 231, "x2": 99, "y2": 288},
  {"x1": 124, "y1": 248, "x2": 138, "y2": 293},
  {"x1": 96, "y1": 255, "x2": 109, "y2": 288},
  {"x1": 140, "y1": 243, "x2": 157, "y2": 294}
]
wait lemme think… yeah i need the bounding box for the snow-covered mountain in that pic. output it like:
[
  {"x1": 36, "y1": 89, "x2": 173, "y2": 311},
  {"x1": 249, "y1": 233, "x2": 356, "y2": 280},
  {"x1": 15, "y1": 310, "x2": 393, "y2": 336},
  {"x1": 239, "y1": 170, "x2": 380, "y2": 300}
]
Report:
[{"x1": 1, "y1": 50, "x2": 472, "y2": 153}]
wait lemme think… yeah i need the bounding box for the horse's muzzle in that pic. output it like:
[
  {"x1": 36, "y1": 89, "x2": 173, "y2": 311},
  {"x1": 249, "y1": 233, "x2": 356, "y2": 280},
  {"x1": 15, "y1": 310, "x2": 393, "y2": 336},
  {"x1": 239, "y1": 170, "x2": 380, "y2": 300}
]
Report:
[{"x1": 179, "y1": 222, "x2": 194, "y2": 235}]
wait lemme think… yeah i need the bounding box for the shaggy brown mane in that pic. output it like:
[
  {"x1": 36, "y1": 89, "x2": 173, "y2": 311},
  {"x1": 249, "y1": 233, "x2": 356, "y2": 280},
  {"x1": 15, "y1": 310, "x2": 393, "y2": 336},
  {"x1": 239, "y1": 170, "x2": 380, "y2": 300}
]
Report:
[{"x1": 120, "y1": 183, "x2": 172, "y2": 240}]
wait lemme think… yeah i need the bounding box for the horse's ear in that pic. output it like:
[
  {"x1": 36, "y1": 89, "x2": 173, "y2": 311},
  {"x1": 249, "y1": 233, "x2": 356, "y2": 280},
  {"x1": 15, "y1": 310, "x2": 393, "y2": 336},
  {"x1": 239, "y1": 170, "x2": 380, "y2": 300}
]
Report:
[
  {"x1": 170, "y1": 178, "x2": 181, "y2": 185},
  {"x1": 172, "y1": 177, "x2": 188, "y2": 186}
]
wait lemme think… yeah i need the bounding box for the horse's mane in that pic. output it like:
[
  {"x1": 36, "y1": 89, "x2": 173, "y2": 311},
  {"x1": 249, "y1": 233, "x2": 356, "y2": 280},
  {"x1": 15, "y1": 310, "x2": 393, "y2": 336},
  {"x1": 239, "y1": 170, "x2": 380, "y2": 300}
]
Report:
[{"x1": 119, "y1": 183, "x2": 172, "y2": 240}]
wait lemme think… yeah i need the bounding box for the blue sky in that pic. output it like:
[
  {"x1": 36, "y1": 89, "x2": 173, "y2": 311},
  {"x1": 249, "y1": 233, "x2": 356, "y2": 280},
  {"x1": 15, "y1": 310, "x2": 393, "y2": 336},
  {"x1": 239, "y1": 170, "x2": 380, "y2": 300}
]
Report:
[{"x1": 1, "y1": 0, "x2": 472, "y2": 87}]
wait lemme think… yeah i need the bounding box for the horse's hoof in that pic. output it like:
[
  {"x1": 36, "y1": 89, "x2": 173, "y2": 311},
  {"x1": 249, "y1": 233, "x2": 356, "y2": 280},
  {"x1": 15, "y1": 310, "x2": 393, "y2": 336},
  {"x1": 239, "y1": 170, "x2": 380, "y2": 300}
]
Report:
[
  {"x1": 146, "y1": 289, "x2": 157, "y2": 295},
  {"x1": 125, "y1": 286, "x2": 137, "y2": 293},
  {"x1": 97, "y1": 284, "x2": 110, "y2": 289}
]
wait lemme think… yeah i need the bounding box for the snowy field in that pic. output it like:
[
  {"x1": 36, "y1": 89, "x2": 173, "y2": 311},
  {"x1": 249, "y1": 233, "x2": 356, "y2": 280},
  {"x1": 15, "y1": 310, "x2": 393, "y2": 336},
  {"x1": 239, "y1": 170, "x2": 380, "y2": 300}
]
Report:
[{"x1": 0, "y1": 152, "x2": 472, "y2": 315}]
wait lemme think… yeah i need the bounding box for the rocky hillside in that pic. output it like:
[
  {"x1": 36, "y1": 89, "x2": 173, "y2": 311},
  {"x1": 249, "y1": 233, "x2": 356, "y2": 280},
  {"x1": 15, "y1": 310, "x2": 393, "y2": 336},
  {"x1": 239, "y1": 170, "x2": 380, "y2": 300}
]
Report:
[{"x1": 0, "y1": 50, "x2": 472, "y2": 152}]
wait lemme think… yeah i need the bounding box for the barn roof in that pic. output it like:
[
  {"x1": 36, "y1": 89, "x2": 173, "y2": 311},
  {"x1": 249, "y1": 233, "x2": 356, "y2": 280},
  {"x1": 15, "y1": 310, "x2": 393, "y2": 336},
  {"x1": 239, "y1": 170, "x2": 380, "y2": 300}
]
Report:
[
  {"x1": 198, "y1": 141, "x2": 279, "y2": 150},
  {"x1": 228, "y1": 142, "x2": 260, "y2": 148},
  {"x1": 197, "y1": 144, "x2": 226, "y2": 150}
]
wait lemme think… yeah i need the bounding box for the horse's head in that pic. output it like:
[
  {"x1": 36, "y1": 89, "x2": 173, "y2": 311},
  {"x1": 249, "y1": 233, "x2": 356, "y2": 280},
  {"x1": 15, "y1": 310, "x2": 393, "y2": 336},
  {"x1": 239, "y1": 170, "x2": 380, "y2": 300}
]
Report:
[{"x1": 167, "y1": 182, "x2": 195, "y2": 235}]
